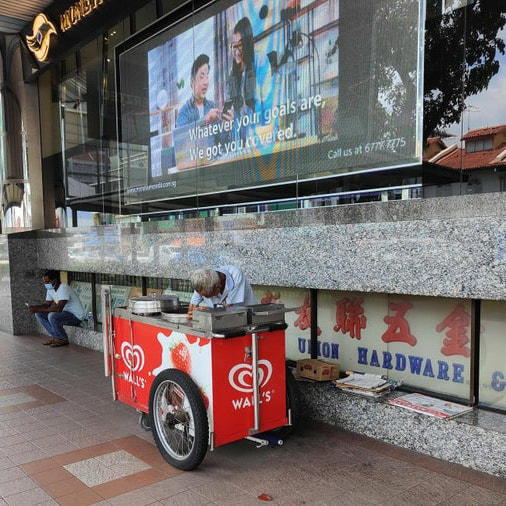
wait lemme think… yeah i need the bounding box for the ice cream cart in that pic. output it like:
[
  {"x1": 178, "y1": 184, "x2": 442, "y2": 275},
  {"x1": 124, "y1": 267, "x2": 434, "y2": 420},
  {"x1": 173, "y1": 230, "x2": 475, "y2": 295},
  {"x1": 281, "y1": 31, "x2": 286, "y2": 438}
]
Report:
[{"x1": 102, "y1": 289, "x2": 298, "y2": 470}]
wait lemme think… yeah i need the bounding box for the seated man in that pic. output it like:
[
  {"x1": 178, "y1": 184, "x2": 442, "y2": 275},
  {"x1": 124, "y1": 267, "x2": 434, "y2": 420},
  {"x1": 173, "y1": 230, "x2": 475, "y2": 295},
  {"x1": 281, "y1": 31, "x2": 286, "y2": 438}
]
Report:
[
  {"x1": 187, "y1": 265, "x2": 257, "y2": 319},
  {"x1": 28, "y1": 270, "x2": 85, "y2": 347}
]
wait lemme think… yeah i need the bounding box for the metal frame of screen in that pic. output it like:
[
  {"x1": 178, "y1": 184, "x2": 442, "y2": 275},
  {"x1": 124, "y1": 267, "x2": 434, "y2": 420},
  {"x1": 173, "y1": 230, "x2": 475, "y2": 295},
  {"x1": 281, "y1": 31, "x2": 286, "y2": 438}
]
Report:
[{"x1": 115, "y1": 0, "x2": 426, "y2": 210}]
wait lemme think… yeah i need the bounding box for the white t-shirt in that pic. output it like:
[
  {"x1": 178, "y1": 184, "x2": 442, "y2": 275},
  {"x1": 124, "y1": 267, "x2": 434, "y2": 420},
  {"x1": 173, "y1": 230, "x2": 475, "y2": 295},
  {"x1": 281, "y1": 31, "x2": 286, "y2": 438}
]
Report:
[
  {"x1": 45, "y1": 283, "x2": 85, "y2": 320},
  {"x1": 190, "y1": 265, "x2": 258, "y2": 308}
]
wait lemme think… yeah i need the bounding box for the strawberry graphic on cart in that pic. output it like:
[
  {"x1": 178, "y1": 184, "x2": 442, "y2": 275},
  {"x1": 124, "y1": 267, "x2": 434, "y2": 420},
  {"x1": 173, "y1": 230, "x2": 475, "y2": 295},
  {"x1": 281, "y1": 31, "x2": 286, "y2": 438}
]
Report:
[{"x1": 171, "y1": 342, "x2": 192, "y2": 373}]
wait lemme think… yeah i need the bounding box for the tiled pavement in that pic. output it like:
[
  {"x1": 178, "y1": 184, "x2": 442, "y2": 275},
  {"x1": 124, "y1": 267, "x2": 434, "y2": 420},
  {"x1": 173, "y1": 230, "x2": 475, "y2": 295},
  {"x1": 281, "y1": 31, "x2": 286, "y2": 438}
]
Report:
[{"x1": 0, "y1": 331, "x2": 504, "y2": 506}]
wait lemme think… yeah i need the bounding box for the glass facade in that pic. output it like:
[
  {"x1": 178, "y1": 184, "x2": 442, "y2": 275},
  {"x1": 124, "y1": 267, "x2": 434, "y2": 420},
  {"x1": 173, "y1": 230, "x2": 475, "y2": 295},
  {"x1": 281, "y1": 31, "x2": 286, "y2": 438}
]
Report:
[
  {"x1": 422, "y1": 0, "x2": 506, "y2": 197},
  {"x1": 37, "y1": 0, "x2": 431, "y2": 225},
  {"x1": 35, "y1": 0, "x2": 506, "y2": 223}
]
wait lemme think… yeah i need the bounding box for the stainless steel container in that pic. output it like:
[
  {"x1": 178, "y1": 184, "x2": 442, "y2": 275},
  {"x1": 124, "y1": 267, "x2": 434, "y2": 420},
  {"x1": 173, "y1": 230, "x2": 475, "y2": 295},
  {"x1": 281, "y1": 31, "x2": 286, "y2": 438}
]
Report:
[
  {"x1": 128, "y1": 295, "x2": 182, "y2": 315},
  {"x1": 156, "y1": 295, "x2": 181, "y2": 312},
  {"x1": 246, "y1": 303, "x2": 286, "y2": 326},
  {"x1": 191, "y1": 307, "x2": 248, "y2": 333},
  {"x1": 128, "y1": 297, "x2": 161, "y2": 315}
]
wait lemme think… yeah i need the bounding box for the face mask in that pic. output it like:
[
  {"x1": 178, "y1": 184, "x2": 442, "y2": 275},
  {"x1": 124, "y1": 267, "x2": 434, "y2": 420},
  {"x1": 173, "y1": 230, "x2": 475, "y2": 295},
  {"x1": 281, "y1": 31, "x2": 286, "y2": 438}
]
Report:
[{"x1": 44, "y1": 283, "x2": 54, "y2": 290}]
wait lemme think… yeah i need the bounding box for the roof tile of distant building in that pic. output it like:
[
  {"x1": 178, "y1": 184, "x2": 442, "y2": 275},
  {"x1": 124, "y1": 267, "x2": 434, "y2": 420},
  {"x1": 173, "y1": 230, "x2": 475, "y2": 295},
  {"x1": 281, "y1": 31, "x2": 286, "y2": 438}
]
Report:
[
  {"x1": 429, "y1": 124, "x2": 506, "y2": 169},
  {"x1": 461, "y1": 125, "x2": 506, "y2": 140},
  {"x1": 430, "y1": 143, "x2": 506, "y2": 169},
  {"x1": 426, "y1": 136, "x2": 447, "y2": 145}
]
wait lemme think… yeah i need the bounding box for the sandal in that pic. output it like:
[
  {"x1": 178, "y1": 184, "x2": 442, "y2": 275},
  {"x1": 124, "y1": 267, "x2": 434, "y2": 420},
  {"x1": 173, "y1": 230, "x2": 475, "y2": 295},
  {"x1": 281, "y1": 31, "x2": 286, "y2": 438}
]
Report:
[
  {"x1": 50, "y1": 339, "x2": 69, "y2": 347},
  {"x1": 43, "y1": 339, "x2": 56, "y2": 346}
]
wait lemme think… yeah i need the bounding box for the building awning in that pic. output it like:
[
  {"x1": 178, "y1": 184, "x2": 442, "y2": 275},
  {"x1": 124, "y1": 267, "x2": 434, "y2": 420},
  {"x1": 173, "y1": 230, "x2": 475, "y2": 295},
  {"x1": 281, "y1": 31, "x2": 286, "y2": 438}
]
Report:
[{"x1": 0, "y1": 1, "x2": 54, "y2": 33}]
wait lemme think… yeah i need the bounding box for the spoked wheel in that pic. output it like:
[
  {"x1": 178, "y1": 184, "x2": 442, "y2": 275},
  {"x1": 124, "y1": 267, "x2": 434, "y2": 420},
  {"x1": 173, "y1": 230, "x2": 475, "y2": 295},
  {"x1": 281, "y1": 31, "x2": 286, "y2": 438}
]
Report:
[{"x1": 149, "y1": 369, "x2": 208, "y2": 471}]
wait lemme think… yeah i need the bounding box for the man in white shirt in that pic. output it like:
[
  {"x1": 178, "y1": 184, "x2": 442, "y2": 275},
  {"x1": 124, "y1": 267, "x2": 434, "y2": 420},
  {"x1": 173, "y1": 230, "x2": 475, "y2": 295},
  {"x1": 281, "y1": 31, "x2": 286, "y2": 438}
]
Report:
[
  {"x1": 187, "y1": 265, "x2": 257, "y2": 319},
  {"x1": 28, "y1": 270, "x2": 85, "y2": 347}
]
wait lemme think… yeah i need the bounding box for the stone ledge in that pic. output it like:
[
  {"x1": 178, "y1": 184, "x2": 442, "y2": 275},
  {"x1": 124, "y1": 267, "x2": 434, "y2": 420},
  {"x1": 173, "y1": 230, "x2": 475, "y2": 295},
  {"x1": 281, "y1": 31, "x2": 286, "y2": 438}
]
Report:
[
  {"x1": 298, "y1": 381, "x2": 506, "y2": 478},
  {"x1": 65, "y1": 325, "x2": 103, "y2": 351}
]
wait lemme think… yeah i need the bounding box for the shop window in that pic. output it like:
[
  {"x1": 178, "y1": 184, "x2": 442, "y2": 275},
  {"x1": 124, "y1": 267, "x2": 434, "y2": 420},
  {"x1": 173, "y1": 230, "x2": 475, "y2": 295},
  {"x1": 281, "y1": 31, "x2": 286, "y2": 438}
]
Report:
[
  {"x1": 479, "y1": 301, "x2": 506, "y2": 411},
  {"x1": 69, "y1": 273, "x2": 94, "y2": 327},
  {"x1": 146, "y1": 276, "x2": 193, "y2": 301},
  {"x1": 95, "y1": 273, "x2": 142, "y2": 324},
  {"x1": 316, "y1": 291, "x2": 471, "y2": 401}
]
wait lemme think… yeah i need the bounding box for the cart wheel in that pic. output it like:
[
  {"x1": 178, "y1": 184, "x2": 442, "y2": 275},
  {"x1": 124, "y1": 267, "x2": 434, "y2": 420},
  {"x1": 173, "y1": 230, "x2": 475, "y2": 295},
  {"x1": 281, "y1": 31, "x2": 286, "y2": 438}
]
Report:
[
  {"x1": 149, "y1": 369, "x2": 208, "y2": 471},
  {"x1": 273, "y1": 366, "x2": 300, "y2": 439},
  {"x1": 139, "y1": 412, "x2": 151, "y2": 431}
]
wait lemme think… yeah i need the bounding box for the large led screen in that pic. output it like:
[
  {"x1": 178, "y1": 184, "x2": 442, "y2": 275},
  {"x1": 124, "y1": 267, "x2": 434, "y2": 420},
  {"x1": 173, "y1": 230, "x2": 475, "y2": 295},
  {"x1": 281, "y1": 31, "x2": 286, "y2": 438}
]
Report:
[{"x1": 118, "y1": 0, "x2": 425, "y2": 205}]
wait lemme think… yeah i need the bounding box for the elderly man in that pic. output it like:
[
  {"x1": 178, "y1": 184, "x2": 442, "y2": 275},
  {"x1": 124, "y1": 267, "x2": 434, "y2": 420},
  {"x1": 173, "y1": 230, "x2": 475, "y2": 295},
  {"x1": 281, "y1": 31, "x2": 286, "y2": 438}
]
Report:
[
  {"x1": 28, "y1": 270, "x2": 84, "y2": 347},
  {"x1": 187, "y1": 266, "x2": 257, "y2": 318}
]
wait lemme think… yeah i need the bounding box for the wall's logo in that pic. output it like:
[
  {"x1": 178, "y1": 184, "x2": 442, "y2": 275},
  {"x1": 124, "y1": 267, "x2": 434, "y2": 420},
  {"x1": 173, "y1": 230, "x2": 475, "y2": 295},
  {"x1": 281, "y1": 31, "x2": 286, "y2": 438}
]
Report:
[
  {"x1": 25, "y1": 14, "x2": 57, "y2": 62},
  {"x1": 121, "y1": 342, "x2": 145, "y2": 373},
  {"x1": 228, "y1": 360, "x2": 273, "y2": 393}
]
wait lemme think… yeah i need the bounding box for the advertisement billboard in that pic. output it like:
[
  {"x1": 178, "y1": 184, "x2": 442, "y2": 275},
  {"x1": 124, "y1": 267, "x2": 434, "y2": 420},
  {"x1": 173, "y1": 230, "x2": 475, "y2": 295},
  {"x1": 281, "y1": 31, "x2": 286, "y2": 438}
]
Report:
[{"x1": 118, "y1": 0, "x2": 425, "y2": 205}]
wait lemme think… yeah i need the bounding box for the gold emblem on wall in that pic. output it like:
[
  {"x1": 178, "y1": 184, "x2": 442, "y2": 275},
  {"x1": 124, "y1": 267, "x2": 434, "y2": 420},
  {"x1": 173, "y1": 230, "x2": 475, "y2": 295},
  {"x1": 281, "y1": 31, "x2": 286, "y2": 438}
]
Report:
[{"x1": 25, "y1": 13, "x2": 57, "y2": 62}]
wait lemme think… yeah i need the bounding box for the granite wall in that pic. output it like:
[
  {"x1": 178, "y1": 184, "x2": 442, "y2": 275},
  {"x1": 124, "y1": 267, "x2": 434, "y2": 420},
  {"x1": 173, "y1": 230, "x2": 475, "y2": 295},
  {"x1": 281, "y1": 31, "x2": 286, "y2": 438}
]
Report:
[
  {"x1": 0, "y1": 235, "x2": 13, "y2": 334},
  {"x1": 32, "y1": 193, "x2": 506, "y2": 301},
  {"x1": 7, "y1": 232, "x2": 44, "y2": 334}
]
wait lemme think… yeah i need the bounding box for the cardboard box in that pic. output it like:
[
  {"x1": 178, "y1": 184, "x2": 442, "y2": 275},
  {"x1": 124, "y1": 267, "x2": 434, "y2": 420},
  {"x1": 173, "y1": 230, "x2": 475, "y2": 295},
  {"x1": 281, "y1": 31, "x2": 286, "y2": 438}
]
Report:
[{"x1": 296, "y1": 359, "x2": 339, "y2": 381}]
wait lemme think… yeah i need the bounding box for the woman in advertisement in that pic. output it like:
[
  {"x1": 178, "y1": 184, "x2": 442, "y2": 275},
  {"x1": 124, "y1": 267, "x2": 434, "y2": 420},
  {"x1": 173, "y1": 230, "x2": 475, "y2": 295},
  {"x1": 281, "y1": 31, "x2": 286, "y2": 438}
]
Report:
[
  {"x1": 227, "y1": 17, "x2": 256, "y2": 114},
  {"x1": 226, "y1": 17, "x2": 273, "y2": 146}
]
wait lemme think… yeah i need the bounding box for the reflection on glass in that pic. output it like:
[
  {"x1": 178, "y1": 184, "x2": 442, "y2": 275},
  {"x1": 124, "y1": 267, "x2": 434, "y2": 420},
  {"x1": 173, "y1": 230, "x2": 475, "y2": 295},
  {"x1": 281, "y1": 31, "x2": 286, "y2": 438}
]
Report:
[
  {"x1": 61, "y1": 20, "x2": 130, "y2": 219},
  {"x1": 423, "y1": 1, "x2": 506, "y2": 197}
]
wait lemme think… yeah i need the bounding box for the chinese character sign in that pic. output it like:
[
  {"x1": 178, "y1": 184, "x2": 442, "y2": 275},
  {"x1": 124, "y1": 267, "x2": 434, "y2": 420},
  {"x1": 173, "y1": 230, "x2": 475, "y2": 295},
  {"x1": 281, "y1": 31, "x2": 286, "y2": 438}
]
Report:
[
  {"x1": 333, "y1": 297, "x2": 367, "y2": 340},
  {"x1": 294, "y1": 295, "x2": 321, "y2": 336},
  {"x1": 381, "y1": 302, "x2": 417, "y2": 346},
  {"x1": 436, "y1": 305, "x2": 471, "y2": 358}
]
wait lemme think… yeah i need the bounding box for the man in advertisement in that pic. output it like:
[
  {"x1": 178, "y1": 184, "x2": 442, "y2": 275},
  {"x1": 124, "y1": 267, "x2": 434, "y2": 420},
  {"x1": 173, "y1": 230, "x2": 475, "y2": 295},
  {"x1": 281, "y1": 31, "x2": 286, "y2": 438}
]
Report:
[
  {"x1": 28, "y1": 270, "x2": 85, "y2": 347},
  {"x1": 173, "y1": 53, "x2": 233, "y2": 165},
  {"x1": 175, "y1": 54, "x2": 233, "y2": 132}
]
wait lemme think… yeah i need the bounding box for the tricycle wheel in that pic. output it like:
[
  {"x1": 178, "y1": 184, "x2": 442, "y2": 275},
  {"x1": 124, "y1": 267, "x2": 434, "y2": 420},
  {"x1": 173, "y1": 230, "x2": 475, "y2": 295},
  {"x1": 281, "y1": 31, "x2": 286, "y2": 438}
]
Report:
[{"x1": 149, "y1": 369, "x2": 208, "y2": 471}]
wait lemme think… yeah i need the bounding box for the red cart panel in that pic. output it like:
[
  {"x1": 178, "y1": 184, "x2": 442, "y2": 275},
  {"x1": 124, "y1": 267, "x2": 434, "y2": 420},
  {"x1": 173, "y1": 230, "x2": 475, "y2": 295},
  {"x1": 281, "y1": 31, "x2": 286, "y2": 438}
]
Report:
[{"x1": 211, "y1": 330, "x2": 287, "y2": 447}]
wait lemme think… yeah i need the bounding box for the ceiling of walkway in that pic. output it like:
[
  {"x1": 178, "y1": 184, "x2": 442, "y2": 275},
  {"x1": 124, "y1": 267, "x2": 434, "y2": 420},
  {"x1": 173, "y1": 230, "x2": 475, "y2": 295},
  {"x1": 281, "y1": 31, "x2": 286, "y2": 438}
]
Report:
[{"x1": 0, "y1": 0, "x2": 54, "y2": 33}]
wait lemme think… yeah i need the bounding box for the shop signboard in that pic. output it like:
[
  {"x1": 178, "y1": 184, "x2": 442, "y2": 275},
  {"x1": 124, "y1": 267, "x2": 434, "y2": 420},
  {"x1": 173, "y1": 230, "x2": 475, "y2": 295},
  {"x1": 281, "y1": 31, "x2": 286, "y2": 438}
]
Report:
[
  {"x1": 286, "y1": 290, "x2": 472, "y2": 400},
  {"x1": 22, "y1": 0, "x2": 153, "y2": 70},
  {"x1": 118, "y1": 0, "x2": 425, "y2": 206}
]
